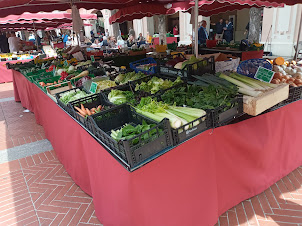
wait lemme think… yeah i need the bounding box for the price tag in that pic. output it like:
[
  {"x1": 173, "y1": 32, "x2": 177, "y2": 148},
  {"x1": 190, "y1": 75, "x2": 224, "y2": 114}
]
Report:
[
  {"x1": 89, "y1": 82, "x2": 98, "y2": 94},
  {"x1": 254, "y1": 66, "x2": 275, "y2": 83},
  {"x1": 90, "y1": 55, "x2": 95, "y2": 62},
  {"x1": 64, "y1": 60, "x2": 69, "y2": 67},
  {"x1": 41, "y1": 63, "x2": 45, "y2": 69}
]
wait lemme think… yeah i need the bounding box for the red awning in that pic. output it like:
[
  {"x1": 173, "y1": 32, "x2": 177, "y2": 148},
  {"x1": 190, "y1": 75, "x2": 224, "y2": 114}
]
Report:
[
  {"x1": 0, "y1": 12, "x2": 97, "y2": 22},
  {"x1": 0, "y1": 0, "x2": 185, "y2": 18},
  {"x1": 109, "y1": 0, "x2": 286, "y2": 24}
]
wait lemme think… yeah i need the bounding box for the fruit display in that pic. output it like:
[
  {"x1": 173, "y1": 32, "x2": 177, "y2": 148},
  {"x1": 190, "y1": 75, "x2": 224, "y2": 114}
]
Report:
[{"x1": 270, "y1": 58, "x2": 302, "y2": 87}]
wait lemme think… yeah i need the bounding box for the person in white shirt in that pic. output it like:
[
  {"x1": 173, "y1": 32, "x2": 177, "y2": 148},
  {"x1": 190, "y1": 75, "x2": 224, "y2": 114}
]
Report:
[{"x1": 8, "y1": 33, "x2": 21, "y2": 53}]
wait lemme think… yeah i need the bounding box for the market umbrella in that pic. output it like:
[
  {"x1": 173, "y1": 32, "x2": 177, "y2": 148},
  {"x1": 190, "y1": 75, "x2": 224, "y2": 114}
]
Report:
[{"x1": 58, "y1": 23, "x2": 92, "y2": 29}]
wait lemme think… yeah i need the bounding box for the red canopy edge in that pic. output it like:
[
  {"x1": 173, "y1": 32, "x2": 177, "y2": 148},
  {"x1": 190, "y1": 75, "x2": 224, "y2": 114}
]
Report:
[
  {"x1": 0, "y1": 12, "x2": 96, "y2": 22},
  {"x1": 109, "y1": 0, "x2": 285, "y2": 24}
]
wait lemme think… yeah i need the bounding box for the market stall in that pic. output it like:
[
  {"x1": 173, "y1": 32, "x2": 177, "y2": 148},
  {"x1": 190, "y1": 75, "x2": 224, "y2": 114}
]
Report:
[
  {"x1": 11, "y1": 67, "x2": 302, "y2": 226},
  {"x1": 5, "y1": 51, "x2": 301, "y2": 225}
]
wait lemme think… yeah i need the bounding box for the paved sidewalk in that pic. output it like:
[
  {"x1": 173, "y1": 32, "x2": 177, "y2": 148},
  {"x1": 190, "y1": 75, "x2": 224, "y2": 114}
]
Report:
[{"x1": 1, "y1": 82, "x2": 302, "y2": 226}]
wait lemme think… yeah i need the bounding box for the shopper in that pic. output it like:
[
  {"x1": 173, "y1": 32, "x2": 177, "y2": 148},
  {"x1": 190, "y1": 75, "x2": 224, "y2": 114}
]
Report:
[
  {"x1": 244, "y1": 22, "x2": 249, "y2": 39},
  {"x1": 173, "y1": 25, "x2": 179, "y2": 36},
  {"x1": 108, "y1": 36, "x2": 117, "y2": 48},
  {"x1": 127, "y1": 34, "x2": 135, "y2": 47},
  {"x1": 146, "y1": 32, "x2": 152, "y2": 44},
  {"x1": 8, "y1": 32, "x2": 21, "y2": 53},
  {"x1": 212, "y1": 18, "x2": 225, "y2": 40},
  {"x1": 62, "y1": 32, "x2": 69, "y2": 47},
  {"x1": 128, "y1": 27, "x2": 135, "y2": 39},
  {"x1": 137, "y1": 33, "x2": 146, "y2": 47},
  {"x1": 105, "y1": 29, "x2": 109, "y2": 37},
  {"x1": 198, "y1": 20, "x2": 209, "y2": 45},
  {"x1": 0, "y1": 31, "x2": 9, "y2": 53},
  {"x1": 223, "y1": 20, "x2": 233, "y2": 43}
]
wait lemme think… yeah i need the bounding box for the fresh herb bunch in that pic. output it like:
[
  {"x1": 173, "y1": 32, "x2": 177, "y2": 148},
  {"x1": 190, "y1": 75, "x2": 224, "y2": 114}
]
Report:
[{"x1": 111, "y1": 120, "x2": 162, "y2": 145}]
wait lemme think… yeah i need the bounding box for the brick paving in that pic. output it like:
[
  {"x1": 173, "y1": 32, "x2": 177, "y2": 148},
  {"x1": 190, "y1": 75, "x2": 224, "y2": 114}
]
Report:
[{"x1": 1, "y1": 82, "x2": 302, "y2": 225}]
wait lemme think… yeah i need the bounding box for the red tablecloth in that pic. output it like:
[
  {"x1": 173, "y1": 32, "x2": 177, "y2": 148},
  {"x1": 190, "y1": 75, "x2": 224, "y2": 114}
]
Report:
[
  {"x1": 152, "y1": 37, "x2": 177, "y2": 45},
  {"x1": 0, "y1": 59, "x2": 32, "y2": 83},
  {"x1": 13, "y1": 70, "x2": 302, "y2": 226}
]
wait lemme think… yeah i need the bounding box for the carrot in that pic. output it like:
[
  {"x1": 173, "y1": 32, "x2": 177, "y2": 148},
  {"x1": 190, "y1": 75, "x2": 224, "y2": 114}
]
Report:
[
  {"x1": 97, "y1": 105, "x2": 102, "y2": 111},
  {"x1": 86, "y1": 108, "x2": 92, "y2": 116},
  {"x1": 91, "y1": 110, "x2": 95, "y2": 114},
  {"x1": 74, "y1": 106, "x2": 86, "y2": 116},
  {"x1": 81, "y1": 104, "x2": 85, "y2": 112},
  {"x1": 91, "y1": 108, "x2": 96, "y2": 111}
]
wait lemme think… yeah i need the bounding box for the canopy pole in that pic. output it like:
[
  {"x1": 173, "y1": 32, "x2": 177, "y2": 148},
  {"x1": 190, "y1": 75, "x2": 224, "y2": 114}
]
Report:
[
  {"x1": 294, "y1": 14, "x2": 302, "y2": 61},
  {"x1": 194, "y1": 0, "x2": 198, "y2": 58},
  {"x1": 33, "y1": 21, "x2": 38, "y2": 50}
]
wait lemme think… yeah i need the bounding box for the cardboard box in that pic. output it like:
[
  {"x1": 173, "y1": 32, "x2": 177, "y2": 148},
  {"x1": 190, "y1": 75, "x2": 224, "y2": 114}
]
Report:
[{"x1": 190, "y1": 53, "x2": 240, "y2": 73}]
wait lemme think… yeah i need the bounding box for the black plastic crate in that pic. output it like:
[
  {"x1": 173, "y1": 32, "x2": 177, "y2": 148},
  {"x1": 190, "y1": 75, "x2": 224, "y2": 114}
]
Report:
[
  {"x1": 171, "y1": 110, "x2": 211, "y2": 145},
  {"x1": 157, "y1": 56, "x2": 215, "y2": 80},
  {"x1": 211, "y1": 95, "x2": 244, "y2": 128},
  {"x1": 68, "y1": 93, "x2": 113, "y2": 128},
  {"x1": 55, "y1": 86, "x2": 90, "y2": 115},
  {"x1": 88, "y1": 104, "x2": 173, "y2": 169},
  {"x1": 268, "y1": 86, "x2": 302, "y2": 111},
  {"x1": 128, "y1": 74, "x2": 185, "y2": 95}
]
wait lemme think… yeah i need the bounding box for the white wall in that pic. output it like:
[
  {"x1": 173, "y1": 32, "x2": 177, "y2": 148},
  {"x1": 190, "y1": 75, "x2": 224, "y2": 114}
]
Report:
[{"x1": 262, "y1": 5, "x2": 302, "y2": 57}]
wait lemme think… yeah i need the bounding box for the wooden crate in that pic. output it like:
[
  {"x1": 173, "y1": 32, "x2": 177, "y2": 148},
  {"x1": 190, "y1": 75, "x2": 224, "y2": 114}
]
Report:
[{"x1": 243, "y1": 84, "x2": 289, "y2": 116}]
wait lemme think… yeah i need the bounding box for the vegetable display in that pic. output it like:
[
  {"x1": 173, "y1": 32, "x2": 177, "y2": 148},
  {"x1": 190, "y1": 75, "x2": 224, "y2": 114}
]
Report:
[
  {"x1": 95, "y1": 80, "x2": 116, "y2": 92},
  {"x1": 60, "y1": 90, "x2": 90, "y2": 105},
  {"x1": 114, "y1": 71, "x2": 147, "y2": 84},
  {"x1": 39, "y1": 80, "x2": 62, "y2": 88},
  {"x1": 271, "y1": 60, "x2": 302, "y2": 87},
  {"x1": 161, "y1": 83, "x2": 237, "y2": 110},
  {"x1": 111, "y1": 120, "x2": 161, "y2": 145},
  {"x1": 135, "y1": 76, "x2": 183, "y2": 94},
  {"x1": 108, "y1": 89, "x2": 135, "y2": 105},
  {"x1": 135, "y1": 97, "x2": 206, "y2": 129},
  {"x1": 74, "y1": 104, "x2": 105, "y2": 117},
  {"x1": 219, "y1": 72, "x2": 278, "y2": 97}
]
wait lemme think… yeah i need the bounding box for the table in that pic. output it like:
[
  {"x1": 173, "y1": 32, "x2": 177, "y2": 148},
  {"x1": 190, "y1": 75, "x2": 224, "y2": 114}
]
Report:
[
  {"x1": 0, "y1": 59, "x2": 32, "y2": 83},
  {"x1": 199, "y1": 47, "x2": 264, "y2": 61},
  {"x1": 12, "y1": 69, "x2": 302, "y2": 226}
]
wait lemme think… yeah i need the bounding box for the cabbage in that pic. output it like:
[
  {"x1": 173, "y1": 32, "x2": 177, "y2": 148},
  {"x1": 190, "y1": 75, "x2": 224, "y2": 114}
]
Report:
[
  {"x1": 59, "y1": 90, "x2": 89, "y2": 105},
  {"x1": 108, "y1": 90, "x2": 135, "y2": 105}
]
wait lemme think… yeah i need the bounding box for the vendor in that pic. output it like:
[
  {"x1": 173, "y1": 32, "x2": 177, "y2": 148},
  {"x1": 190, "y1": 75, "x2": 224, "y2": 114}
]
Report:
[
  {"x1": 127, "y1": 35, "x2": 135, "y2": 48},
  {"x1": 108, "y1": 36, "x2": 117, "y2": 48}
]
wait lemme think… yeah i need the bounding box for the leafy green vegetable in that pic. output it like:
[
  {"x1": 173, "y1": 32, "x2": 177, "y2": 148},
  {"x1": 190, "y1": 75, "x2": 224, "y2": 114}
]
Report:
[
  {"x1": 161, "y1": 83, "x2": 238, "y2": 110},
  {"x1": 111, "y1": 120, "x2": 161, "y2": 145},
  {"x1": 135, "y1": 76, "x2": 183, "y2": 94},
  {"x1": 108, "y1": 90, "x2": 136, "y2": 105},
  {"x1": 115, "y1": 71, "x2": 147, "y2": 84},
  {"x1": 59, "y1": 90, "x2": 89, "y2": 105},
  {"x1": 135, "y1": 97, "x2": 206, "y2": 129}
]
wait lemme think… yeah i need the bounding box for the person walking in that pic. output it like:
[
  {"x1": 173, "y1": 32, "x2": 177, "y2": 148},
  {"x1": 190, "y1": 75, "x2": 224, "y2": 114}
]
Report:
[
  {"x1": 223, "y1": 19, "x2": 233, "y2": 43},
  {"x1": 198, "y1": 20, "x2": 209, "y2": 45},
  {"x1": 173, "y1": 25, "x2": 179, "y2": 36}
]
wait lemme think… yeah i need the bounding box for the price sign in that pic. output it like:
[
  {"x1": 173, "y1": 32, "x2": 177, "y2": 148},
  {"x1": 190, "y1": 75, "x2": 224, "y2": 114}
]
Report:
[
  {"x1": 254, "y1": 66, "x2": 275, "y2": 83},
  {"x1": 90, "y1": 55, "x2": 95, "y2": 62},
  {"x1": 89, "y1": 82, "x2": 98, "y2": 94},
  {"x1": 64, "y1": 60, "x2": 69, "y2": 67}
]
